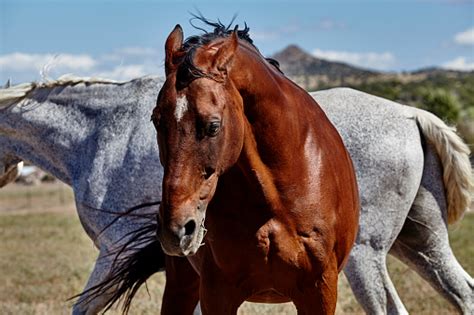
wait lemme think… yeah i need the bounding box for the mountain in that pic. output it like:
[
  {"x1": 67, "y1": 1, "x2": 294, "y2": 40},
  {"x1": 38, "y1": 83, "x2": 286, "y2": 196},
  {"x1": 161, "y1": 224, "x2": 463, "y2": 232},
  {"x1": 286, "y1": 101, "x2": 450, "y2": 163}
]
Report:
[
  {"x1": 271, "y1": 45, "x2": 474, "y2": 144},
  {"x1": 272, "y1": 45, "x2": 473, "y2": 91},
  {"x1": 272, "y1": 45, "x2": 381, "y2": 90}
]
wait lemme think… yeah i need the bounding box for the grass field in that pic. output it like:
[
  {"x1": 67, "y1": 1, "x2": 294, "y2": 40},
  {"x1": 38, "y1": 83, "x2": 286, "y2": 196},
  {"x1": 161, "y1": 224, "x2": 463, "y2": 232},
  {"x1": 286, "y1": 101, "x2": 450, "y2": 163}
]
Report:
[{"x1": 0, "y1": 183, "x2": 472, "y2": 314}]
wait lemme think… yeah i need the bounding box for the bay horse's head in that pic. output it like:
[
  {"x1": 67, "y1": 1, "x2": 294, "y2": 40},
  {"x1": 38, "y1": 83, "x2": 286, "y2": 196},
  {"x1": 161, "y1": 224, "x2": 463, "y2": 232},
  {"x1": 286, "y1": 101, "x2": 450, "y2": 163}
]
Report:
[{"x1": 152, "y1": 22, "x2": 248, "y2": 256}]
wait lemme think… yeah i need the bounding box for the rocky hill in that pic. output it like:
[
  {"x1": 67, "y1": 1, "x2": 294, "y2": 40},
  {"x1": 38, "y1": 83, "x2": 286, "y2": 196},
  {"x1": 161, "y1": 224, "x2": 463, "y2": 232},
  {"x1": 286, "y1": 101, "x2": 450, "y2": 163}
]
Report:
[
  {"x1": 272, "y1": 45, "x2": 380, "y2": 90},
  {"x1": 272, "y1": 45, "x2": 474, "y2": 144},
  {"x1": 272, "y1": 45, "x2": 473, "y2": 91}
]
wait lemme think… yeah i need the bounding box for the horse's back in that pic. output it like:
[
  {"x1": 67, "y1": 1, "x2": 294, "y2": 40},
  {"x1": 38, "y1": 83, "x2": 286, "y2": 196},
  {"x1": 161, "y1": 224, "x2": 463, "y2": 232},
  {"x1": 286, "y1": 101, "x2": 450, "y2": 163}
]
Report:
[{"x1": 312, "y1": 88, "x2": 424, "y2": 244}]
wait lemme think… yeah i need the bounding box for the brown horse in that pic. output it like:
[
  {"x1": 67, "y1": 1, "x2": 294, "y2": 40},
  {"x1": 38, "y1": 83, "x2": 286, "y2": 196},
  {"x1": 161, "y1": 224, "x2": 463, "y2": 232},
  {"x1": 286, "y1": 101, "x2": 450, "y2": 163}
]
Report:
[{"x1": 152, "y1": 20, "x2": 359, "y2": 315}]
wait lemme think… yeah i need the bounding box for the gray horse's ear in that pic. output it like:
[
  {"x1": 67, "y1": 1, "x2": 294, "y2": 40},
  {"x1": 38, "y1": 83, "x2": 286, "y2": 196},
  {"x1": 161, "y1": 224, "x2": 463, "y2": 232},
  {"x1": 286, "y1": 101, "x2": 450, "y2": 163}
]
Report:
[
  {"x1": 3, "y1": 79, "x2": 11, "y2": 88},
  {"x1": 165, "y1": 24, "x2": 184, "y2": 76}
]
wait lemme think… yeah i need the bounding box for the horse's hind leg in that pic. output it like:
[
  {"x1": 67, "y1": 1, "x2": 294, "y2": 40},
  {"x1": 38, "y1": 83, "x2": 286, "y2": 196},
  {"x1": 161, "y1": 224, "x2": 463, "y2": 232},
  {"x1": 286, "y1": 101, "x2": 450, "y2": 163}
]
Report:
[
  {"x1": 342, "y1": 200, "x2": 414, "y2": 314},
  {"x1": 390, "y1": 143, "x2": 474, "y2": 314},
  {"x1": 344, "y1": 245, "x2": 408, "y2": 315}
]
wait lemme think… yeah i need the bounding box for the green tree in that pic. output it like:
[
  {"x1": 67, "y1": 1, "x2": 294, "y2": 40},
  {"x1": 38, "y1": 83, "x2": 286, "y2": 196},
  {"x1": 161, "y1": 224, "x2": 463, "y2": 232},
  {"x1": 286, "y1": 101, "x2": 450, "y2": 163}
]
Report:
[{"x1": 418, "y1": 88, "x2": 461, "y2": 123}]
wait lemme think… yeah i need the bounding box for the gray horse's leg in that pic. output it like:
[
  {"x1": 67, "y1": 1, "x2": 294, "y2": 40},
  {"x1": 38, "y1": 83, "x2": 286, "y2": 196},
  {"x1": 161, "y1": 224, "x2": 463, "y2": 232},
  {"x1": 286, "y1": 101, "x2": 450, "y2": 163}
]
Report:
[
  {"x1": 344, "y1": 244, "x2": 408, "y2": 315},
  {"x1": 343, "y1": 201, "x2": 420, "y2": 315},
  {"x1": 343, "y1": 168, "x2": 423, "y2": 315},
  {"x1": 390, "y1": 144, "x2": 474, "y2": 314},
  {"x1": 343, "y1": 195, "x2": 420, "y2": 315},
  {"x1": 72, "y1": 250, "x2": 115, "y2": 315},
  {"x1": 338, "y1": 112, "x2": 424, "y2": 314}
]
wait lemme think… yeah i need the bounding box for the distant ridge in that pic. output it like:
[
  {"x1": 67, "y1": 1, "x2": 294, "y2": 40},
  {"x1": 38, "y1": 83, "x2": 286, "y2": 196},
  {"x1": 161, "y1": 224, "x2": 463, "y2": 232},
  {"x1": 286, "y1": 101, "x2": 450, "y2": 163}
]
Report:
[
  {"x1": 272, "y1": 45, "x2": 473, "y2": 90},
  {"x1": 273, "y1": 45, "x2": 378, "y2": 76},
  {"x1": 272, "y1": 45, "x2": 380, "y2": 90}
]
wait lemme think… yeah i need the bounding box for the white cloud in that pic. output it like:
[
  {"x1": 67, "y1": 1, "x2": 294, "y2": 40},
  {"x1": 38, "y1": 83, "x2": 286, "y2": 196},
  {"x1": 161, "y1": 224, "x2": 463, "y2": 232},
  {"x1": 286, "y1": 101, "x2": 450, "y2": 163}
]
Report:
[
  {"x1": 0, "y1": 48, "x2": 162, "y2": 82},
  {"x1": 442, "y1": 56, "x2": 474, "y2": 71},
  {"x1": 317, "y1": 19, "x2": 346, "y2": 30},
  {"x1": 95, "y1": 64, "x2": 150, "y2": 81},
  {"x1": 116, "y1": 47, "x2": 157, "y2": 56},
  {"x1": 101, "y1": 47, "x2": 158, "y2": 62},
  {"x1": 312, "y1": 49, "x2": 396, "y2": 70},
  {"x1": 0, "y1": 53, "x2": 97, "y2": 72},
  {"x1": 251, "y1": 23, "x2": 300, "y2": 41},
  {"x1": 250, "y1": 30, "x2": 279, "y2": 41},
  {"x1": 251, "y1": 19, "x2": 344, "y2": 42},
  {"x1": 417, "y1": 0, "x2": 472, "y2": 4},
  {"x1": 454, "y1": 27, "x2": 474, "y2": 45}
]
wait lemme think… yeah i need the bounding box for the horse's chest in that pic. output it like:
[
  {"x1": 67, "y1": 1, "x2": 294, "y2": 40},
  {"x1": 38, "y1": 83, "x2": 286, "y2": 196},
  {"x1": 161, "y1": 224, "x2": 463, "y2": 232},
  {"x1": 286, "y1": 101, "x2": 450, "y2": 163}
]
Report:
[{"x1": 202, "y1": 216, "x2": 324, "y2": 280}]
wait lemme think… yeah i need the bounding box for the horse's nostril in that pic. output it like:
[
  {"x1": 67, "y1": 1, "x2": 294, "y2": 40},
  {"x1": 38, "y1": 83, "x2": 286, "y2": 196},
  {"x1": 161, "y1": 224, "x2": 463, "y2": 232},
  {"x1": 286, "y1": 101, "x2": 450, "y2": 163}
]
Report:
[
  {"x1": 184, "y1": 219, "x2": 196, "y2": 236},
  {"x1": 204, "y1": 167, "x2": 215, "y2": 180}
]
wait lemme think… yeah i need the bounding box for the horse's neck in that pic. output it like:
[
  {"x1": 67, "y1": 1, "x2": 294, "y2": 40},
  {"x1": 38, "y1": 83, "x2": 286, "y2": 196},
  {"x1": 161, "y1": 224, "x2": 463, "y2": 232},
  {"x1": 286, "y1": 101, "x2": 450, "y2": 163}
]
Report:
[
  {"x1": 230, "y1": 49, "x2": 330, "y2": 212},
  {"x1": 231, "y1": 50, "x2": 314, "y2": 164},
  {"x1": 1, "y1": 85, "x2": 145, "y2": 186},
  {"x1": 232, "y1": 46, "x2": 319, "y2": 144},
  {"x1": 1, "y1": 101, "x2": 80, "y2": 184}
]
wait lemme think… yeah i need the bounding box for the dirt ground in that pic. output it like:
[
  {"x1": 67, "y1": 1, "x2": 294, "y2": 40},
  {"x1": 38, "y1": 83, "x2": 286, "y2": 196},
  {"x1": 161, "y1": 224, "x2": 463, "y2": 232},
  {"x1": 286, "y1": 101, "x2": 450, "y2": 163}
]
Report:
[{"x1": 0, "y1": 182, "x2": 472, "y2": 314}]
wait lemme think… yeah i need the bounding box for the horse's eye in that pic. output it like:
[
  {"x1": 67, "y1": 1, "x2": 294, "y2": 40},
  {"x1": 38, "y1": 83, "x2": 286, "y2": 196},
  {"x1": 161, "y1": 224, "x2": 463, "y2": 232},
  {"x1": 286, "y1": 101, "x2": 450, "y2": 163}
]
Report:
[
  {"x1": 151, "y1": 113, "x2": 161, "y2": 128},
  {"x1": 151, "y1": 118, "x2": 159, "y2": 128},
  {"x1": 206, "y1": 121, "x2": 221, "y2": 137}
]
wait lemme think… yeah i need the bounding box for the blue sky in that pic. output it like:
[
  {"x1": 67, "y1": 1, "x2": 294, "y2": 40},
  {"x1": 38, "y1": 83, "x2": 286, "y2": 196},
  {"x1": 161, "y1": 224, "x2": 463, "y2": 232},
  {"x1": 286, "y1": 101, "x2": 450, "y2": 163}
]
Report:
[{"x1": 1, "y1": 0, "x2": 473, "y2": 83}]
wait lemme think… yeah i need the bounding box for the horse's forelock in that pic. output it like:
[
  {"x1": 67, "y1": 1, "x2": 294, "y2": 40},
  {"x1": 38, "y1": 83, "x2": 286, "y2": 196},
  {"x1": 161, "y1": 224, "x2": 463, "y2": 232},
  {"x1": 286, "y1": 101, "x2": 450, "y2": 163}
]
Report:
[{"x1": 176, "y1": 16, "x2": 282, "y2": 86}]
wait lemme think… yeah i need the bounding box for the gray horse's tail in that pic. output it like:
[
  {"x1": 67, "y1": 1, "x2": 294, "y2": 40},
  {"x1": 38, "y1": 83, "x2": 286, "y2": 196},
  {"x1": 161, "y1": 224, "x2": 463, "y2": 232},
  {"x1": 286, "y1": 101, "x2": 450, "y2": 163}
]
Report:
[
  {"x1": 410, "y1": 107, "x2": 473, "y2": 224},
  {"x1": 71, "y1": 201, "x2": 164, "y2": 314}
]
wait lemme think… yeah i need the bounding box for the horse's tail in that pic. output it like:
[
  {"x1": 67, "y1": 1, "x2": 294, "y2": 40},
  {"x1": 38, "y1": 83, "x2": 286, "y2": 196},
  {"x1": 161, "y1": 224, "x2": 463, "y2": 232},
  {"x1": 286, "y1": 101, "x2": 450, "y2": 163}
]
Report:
[
  {"x1": 71, "y1": 202, "x2": 164, "y2": 314},
  {"x1": 410, "y1": 107, "x2": 473, "y2": 224},
  {"x1": 75, "y1": 238, "x2": 164, "y2": 314}
]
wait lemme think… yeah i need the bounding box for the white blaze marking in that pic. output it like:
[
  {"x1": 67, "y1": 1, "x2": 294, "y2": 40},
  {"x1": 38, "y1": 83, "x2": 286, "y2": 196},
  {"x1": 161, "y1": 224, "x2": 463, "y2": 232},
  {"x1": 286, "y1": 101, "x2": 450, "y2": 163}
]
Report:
[{"x1": 175, "y1": 95, "x2": 188, "y2": 122}]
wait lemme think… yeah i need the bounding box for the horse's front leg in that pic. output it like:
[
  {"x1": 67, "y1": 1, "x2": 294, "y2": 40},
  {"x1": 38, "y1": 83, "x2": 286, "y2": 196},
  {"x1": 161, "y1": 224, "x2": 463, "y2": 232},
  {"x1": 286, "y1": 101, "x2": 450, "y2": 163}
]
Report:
[
  {"x1": 161, "y1": 256, "x2": 200, "y2": 315},
  {"x1": 291, "y1": 257, "x2": 339, "y2": 315},
  {"x1": 199, "y1": 263, "x2": 246, "y2": 315}
]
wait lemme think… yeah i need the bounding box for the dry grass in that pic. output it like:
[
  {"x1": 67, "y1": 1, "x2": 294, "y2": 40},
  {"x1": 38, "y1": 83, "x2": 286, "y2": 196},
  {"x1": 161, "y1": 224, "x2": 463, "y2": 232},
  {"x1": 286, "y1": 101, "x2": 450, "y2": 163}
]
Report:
[{"x1": 0, "y1": 183, "x2": 472, "y2": 314}]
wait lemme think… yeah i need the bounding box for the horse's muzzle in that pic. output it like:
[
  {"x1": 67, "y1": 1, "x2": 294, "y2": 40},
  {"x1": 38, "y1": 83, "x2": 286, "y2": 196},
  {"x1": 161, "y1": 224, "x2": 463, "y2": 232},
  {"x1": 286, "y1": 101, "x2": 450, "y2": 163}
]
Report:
[{"x1": 156, "y1": 213, "x2": 206, "y2": 256}]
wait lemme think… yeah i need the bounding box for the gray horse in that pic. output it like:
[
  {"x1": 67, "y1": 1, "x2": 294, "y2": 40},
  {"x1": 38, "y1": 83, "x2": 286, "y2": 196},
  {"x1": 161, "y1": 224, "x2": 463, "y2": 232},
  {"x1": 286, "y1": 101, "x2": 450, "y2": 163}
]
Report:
[{"x1": 0, "y1": 75, "x2": 472, "y2": 314}]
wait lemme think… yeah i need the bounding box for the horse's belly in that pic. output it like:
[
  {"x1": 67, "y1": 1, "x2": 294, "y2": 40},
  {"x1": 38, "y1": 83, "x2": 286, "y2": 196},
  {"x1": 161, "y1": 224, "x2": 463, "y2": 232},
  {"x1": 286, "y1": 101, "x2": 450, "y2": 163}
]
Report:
[{"x1": 246, "y1": 289, "x2": 291, "y2": 303}]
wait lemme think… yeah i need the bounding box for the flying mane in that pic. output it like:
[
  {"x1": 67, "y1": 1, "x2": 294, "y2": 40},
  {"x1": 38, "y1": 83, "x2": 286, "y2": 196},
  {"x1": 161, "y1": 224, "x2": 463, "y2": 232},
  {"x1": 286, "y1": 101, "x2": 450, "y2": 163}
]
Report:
[
  {"x1": 176, "y1": 16, "x2": 282, "y2": 87},
  {"x1": 0, "y1": 75, "x2": 123, "y2": 110}
]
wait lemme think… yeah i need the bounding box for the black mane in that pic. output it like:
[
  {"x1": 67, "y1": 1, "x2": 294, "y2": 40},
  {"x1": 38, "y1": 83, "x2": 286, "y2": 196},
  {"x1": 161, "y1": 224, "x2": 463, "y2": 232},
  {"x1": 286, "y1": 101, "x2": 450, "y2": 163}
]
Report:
[
  {"x1": 177, "y1": 15, "x2": 282, "y2": 86},
  {"x1": 184, "y1": 14, "x2": 255, "y2": 50}
]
